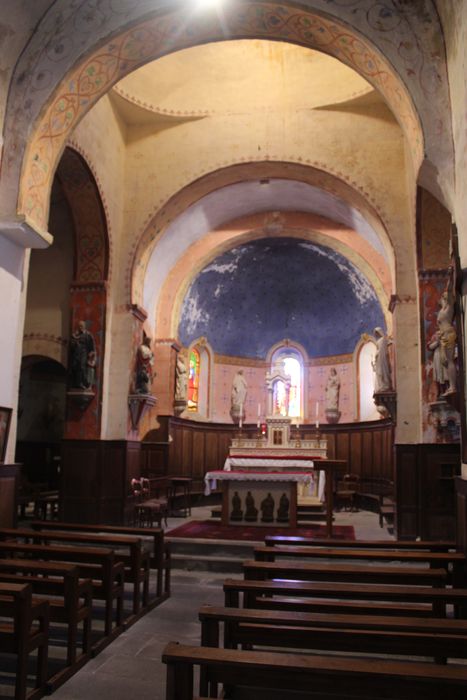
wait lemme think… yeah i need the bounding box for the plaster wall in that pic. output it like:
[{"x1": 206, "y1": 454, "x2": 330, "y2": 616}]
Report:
[
  {"x1": 122, "y1": 107, "x2": 410, "y2": 289},
  {"x1": 23, "y1": 185, "x2": 74, "y2": 358},
  {"x1": 0, "y1": 1, "x2": 51, "y2": 161},
  {"x1": 210, "y1": 357, "x2": 355, "y2": 425},
  {"x1": 436, "y1": 2, "x2": 467, "y2": 264},
  {"x1": 0, "y1": 235, "x2": 29, "y2": 461},
  {"x1": 68, "y1": 94, "x2": 127, "y2": 439}
]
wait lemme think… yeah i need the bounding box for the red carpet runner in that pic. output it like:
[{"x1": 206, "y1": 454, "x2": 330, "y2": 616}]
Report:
[{"x1": 166, "y1": 520, "x2": 355, "y2": 542}]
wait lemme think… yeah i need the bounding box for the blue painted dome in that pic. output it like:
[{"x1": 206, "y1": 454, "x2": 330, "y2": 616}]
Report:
[{"x1": 178, "y1": 238, "x2": 385, "y2": 359}]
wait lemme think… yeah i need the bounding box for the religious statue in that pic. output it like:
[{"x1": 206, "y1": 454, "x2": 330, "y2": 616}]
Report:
[
  {"x1": 260, "y1": 492, "x2": 275, "y2": 523},
  {"x1": 325, "y1": 368, "x2": 340, "y2": 412},
  {"x1": 230, "y1": 491, "x2": 243, "y2": 521},
  {"x1": 427, "y1": 330, "x2": 448, "y2": 398},
  {"x1": 69, "y1": 320, "x2": 96, "y2": 390},
  {"x1": 231, "y1": 369, "x2": 248, "y2": 412},
  {"x1": 135, "y1": 336, "x2": 154, "y2": 394},
  {"x1": 435, "y1": 277, "x2": 457, "y2": 396},
  {"x1": 244, "y1": 491, "x2": 258, "y2": 522},
  {"x1": 372, "y1": 327, "x2": 393, "y2": 393},
  {"x1": 175, "y1": 354, "x2": 188, "y2": 401},
  {"x1": 276, "y1": 492, "x2": 290, "y2": 523}
]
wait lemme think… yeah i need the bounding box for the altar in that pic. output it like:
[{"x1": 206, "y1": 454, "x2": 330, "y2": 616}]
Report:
[
  {"x1": 204, "y1": 416, "x2": 329, "y2": 529},
  {"x1": 208, "y1": 360, "x2": 346, "y2": 535}
]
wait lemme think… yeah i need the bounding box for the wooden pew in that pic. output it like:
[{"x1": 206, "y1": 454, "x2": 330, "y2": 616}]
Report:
[
  {"x1": 0, "y1": 527, "x2": 150, "y2": 619},
  {"x1": 0, "y1": 582, "x2": 49, "y2": 700},
  {"x1": 264, "y1": 535, "x2": 458, "y2": 551},
  {"x1": 30, "y1": 520, "x2": 170, "y2": 599},
  {"x1": 0, "y1": 541, "x2": 124, "y2": 638},
  {"x1": 0, "y1": 558, "x2": 92, "y2": 677},
  {"x1": 243, "y1": 559, "x2": 448, "y2": 587},
  {"x1": 223, "y1": 578, "x2": 467, "y2": 618},
  {"x1": 253, "y1": 545, "x2": 467, "y2": 585},
  {"x1": 198, "y1": 604, "x2": 467, "y2": 661},
  {"x1": 162, "y1": 642, "x2": 467, "y2": 700}
]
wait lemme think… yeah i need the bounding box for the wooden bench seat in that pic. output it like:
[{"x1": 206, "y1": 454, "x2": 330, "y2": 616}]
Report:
[
  {"x1": 0, "y1": 582, "x2": 49, "y2": 700},
  {"x1": 30, "y1": 520, "x2": 171, "y2": 599},
  {"x1": 162, "y1": 642, "x2": 467, "y2": 700},
  {"x1": 0, "y1": 558, "x2": 92, "y2": 678},
  {"x1": 1, "y1": 527, "x2": 150, "y2": 619},
  {"x1": 223, "y1": 578, "x2": 467, "y2": 618},
  {"x1": 243, "y1": 559, "x2": 448, "y2": 587},
  {"x1": 198, "y1": 604, "x2": 467, "y2": 661},
  {"x1": 0, "y1": 541, "x2": 124, "y2": 638},
  {"x1": 264, "y1": 535, "x2": 458, "y2": 551},
  {"x1": 253, "y1": 545, "x2": 467, "y2": 585}
]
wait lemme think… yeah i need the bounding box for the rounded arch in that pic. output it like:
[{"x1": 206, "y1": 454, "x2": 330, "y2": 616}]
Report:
[
  {"x1": 7, "y1": 2, "x2": 430, "y2": 234},
  {"x1": 130, "y1": 161, "x2": 396, "y2": 309},
  {"x1": 22, "y1": 336, "x2": 67, "y2": 367},
  {"x1": 267, "y1": 340, "x2": 308, "y2": 420},
  {"x1": 154, "y1": 216, "x2": 392, "y2": 340},
  {"x1": 353, "y1": 334, "x2": 379, "y2": 422},
  {"x1": 186, "y1": 336, "x2": 213, "y2": 420},
  {"x1": 56, "y1": 147, "x2": 110, "y2": 283}
]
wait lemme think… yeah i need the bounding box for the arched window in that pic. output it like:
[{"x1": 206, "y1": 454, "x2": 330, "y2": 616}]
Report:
[
  {"x1": 187, "y1": 348, "x2": 200, "y2": 412},
  {"x1": 187, "y1": 339, "x2": 212, "y2": 418},
  {"x1": 356, "y1": 339, "x2": 380, "y2": 421},
  {"x1": 270, "y1": 346, "x2": 304, "y2": 419}
]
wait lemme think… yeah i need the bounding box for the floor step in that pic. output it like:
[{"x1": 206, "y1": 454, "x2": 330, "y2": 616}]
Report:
[{"x1": 170, "y1": 553, "x2": 244, "y2": 573}]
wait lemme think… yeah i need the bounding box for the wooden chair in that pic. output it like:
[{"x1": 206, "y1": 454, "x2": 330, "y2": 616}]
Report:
[
  {"x1": 135, "y1": 477, "x2": 169, "y2": 527},
  {"x1": 335, "y1": 473, "x2": 359, "y2": 512}
]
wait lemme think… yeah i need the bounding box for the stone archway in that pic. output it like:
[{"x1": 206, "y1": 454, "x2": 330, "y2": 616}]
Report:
[{"x1": 3, "y1": 1, "x2": 445, "y2": 238}]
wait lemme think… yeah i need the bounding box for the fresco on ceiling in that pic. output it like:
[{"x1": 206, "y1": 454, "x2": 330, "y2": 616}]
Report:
[{"x1": 178, "y1": 238, "x2": 385, "y2": 359}]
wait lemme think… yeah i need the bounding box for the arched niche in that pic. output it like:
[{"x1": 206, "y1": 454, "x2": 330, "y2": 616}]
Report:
[{"x1": 354, "y1": 336, "x2": 379, "y2": 422}]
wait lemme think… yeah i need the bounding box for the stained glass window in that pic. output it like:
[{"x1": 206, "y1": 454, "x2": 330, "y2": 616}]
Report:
[
  {"x1": 273, "y1": 379, "x2": 288, "y2": 416},
  {"x1": 188, "y1": 348, "x2": 200, "y2": 411},
  {"x1": 271, "y1": 351, "x2": 302, "y2": 418},
  {"x1": 284, "y1": 356, "x2": 301, "y2": 418}
]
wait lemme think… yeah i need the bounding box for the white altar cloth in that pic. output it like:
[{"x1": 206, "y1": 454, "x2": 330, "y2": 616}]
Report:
[
  {"x1": 204, "y1": 470, "x2": 313, "y2": 496},
  {"x1": 224, "y1": 457, "x2": 315, "y2": 471}
]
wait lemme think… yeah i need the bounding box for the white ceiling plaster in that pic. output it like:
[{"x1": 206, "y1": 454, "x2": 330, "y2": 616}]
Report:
[{"x1": 143, "y1": 178, "x2": 388, "y2": 331}]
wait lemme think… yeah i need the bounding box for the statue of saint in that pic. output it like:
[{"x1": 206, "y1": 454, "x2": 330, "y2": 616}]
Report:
[
  {"x1": 135, "y1": 336, "x2": 154, "y2": 394},
  {"x1": 436, "y1": 278, "x2": 457, "y2": 396},
  {"x1": 373, "y1": 327, "x2": 392, "y2": 393},
  {"x1": 260, "y1": 492, "x2": 275, "y2": 523},
  {"x1": 175, "y1": 354, "x2": 188, "y2": 401},
  {"x1": 325, "y1": 368, "x2": 340, "y2": 412},
  {"x1": 69, "y1": 320, "x2": 96, "y2": 390},
  {"x1": 427, "y1": 330, "x2": 448, "y2": 397},
  {"x1": 230, "y1": 491, "x2": 243, "y2": 521},
  {"x1": 231, "y1": 369, "x2": 247, "y2": 412},
  {"x1": 276, "y1": 492, "x2": 290, "y2": 522},
  {"x1": 244, "y1": 491, "x2": 258, "y2": 522}
]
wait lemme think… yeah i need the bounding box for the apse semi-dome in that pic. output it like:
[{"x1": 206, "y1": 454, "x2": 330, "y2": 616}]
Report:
[{"x1": 178, "y1": 238, "x2": 385, "y2": 359}]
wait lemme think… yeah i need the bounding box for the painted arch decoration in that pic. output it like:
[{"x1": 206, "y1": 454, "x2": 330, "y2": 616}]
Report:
[{"x1": 12, "y1": 1, "x2": 429, "y2": 233}]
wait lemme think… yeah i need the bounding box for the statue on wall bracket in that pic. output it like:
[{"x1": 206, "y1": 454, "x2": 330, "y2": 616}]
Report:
[
  {"x1": 372, "y1": 327, "x2": 397, "y2": 423},
  {"x1": 174, "y1": 352, "x2": 188, "y2": 416},
  {"x1": 427, "y1": 273, "x2": 459, "y2": 438},
  {"x1": 128, "y1": 333, "x2": 157, "y2": 431},
  {"x1": 67, "y1": 319, "x2": 96, "y2": 409},
  {"x1": 325, "y1": 367, "x2": 341, "y2": 424},
  {"x1": 230, "y1": 369, "x2": 248, "y2": 425}
]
